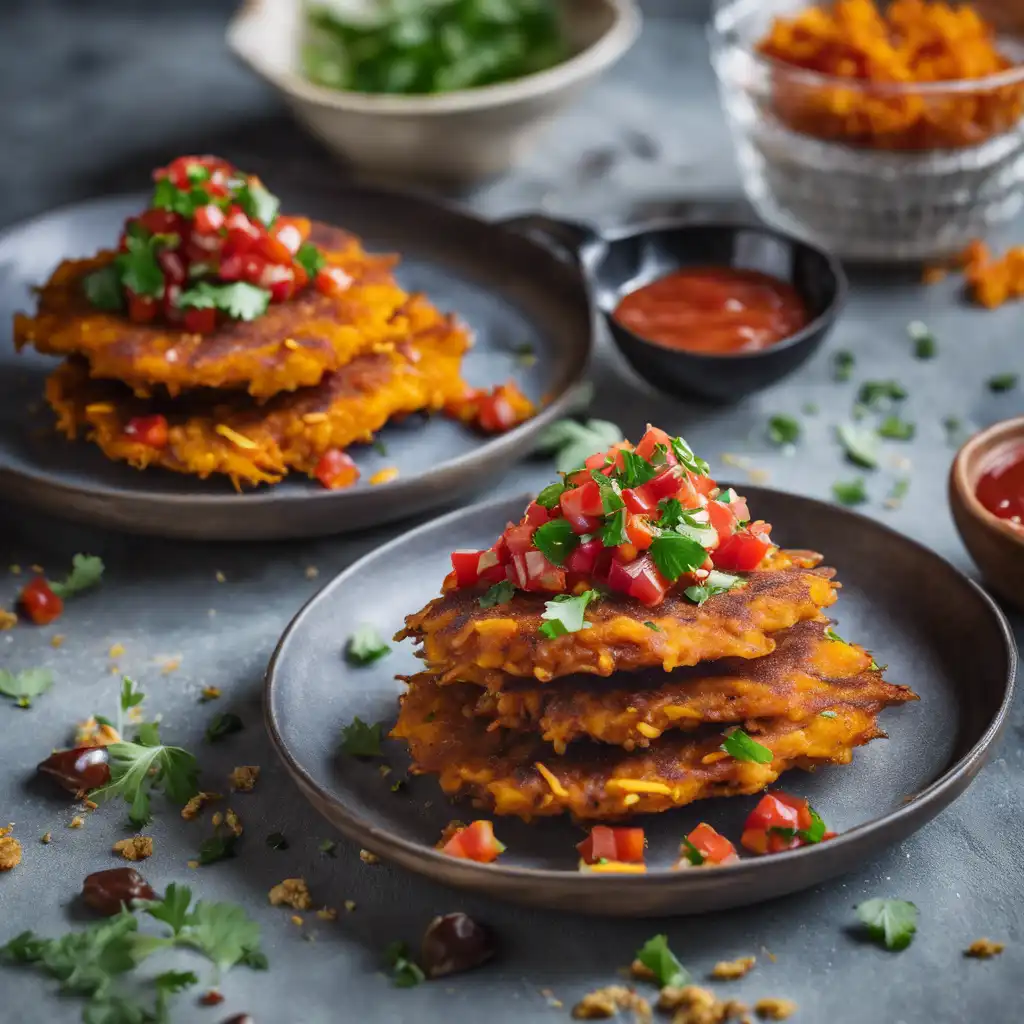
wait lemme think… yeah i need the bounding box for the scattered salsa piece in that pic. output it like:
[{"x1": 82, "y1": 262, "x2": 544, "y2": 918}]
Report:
[
  {"x1": 676, "y1": 823, "x2": 738, "y2": 868},
  {"x1": 445, "y1": 380, "x2": 535, "y2": 434},
  {"x1": 18, "y1": 578, "x2": 64, "y2": 625},
  {"x1": 576, "y1": 826, "x2": 646, "y2": 865},
  {"x1": 441, "y1": 820, "x2": 505, "y2": 863},
  {"x1": 314, "y1": 449, "x2": 359, "y2": 491},
  {"x1": 740, "y1": 792, "x2": 833, "y2": 855}
]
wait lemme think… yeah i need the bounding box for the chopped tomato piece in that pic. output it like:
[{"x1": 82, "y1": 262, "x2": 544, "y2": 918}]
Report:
[
  {"x1": 634, "y1": 425, "x2": 675, "y2": 462},
  {"x1": 255, "y1": 232, "x2": 294, "y2": 266},
  {"x1": 625, "y1": 515, "x2": 655, "y2": 550},
  {"x1": 313, "y1": 449, "x2": 359, "y2": 491},
  {"x1": 223, "y1": 210, "x2": 261, "y2": 255},
  {"x1": 183, "y1": 307, "x2": 217, "y2": 334},
  {"x1": 442, "y1": 820, "x2": 504, "y2": 863},
  {"x1": 714, "y1": 528, "x2": 772, "y2": 572},
  {"x1": 706, "y1": 499, "x2": 738, "y2": 539},
  {"x1": 315, "y1": 266, "x2": 353, "y2": 296},
  {"x1": 636, "y1": 467, "x2": 682, "y2": 506},
  {"x1": 524, "y1": 501, "x2": 550, "y2": 526},
  {"x1": 689, "y1": 470, "x2": 718, "y2": 497},
  {"x1": 20, "y1": 577, "x2": 64, "y2": 625},
  {"x1": 503, "y1": 523, "x2": 535, "y2": 557},
  {"x1": 683, "y1": 823, "x2": 738, "y2": 866},
  {"x1": 126, "y1": 292, "x2": 158, "y2": 324},
  {"x1": 577, "y1": 826, "x2": 646, "y2": 864},
  {"x1": 450, "y1": 550, "x2": 486, "y2": 587},
  {"x1": 606, "y1": 554, "x2": 669, "y2": 606},
  {"x1": 510, "y1": 550, "x2": 564, "y2": 593},
  {"x1": 622, "y1": 487, "x2": 655, "y2": 515},
  {"x1": 565, "y1": 538, "x2": 603, "y2": 575},
  {"x1": 729, "y1": 496, "x2": 751, "y2": 523},
  {"x1": 156, "y1": 248, "x2": 187, "y2": 285},
  {"x1": 193, "y1": 203, "x2": 226, "y2": 235},
  {"x1": 124, "y1": 415, "x2": 169, "y2": 449},
  {"x1": 135, "y1": 208, "x2": 183, "y2": 236},
  {"x1": 560, "y1": 481, "x2": 605, "y2": 525},
  {"x1": 261, "y1": 263, "x2": 295, "y2": 303},
  {"x1": 616, "y1": 542, "x2": 639, "y2": 563}
]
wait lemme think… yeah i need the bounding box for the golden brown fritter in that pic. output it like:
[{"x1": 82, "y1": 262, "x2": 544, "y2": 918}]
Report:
[
  {"x1": 14, "y1": 223, "x2": 437, "y2": 399},
  {"x1": 391, "y1": 675, "x2": 885, "y2": 821},
  {"x1": 396, "y1": 563, "x2": 839, "y2": 688},
  {"x1": 464, "y1": 620, "x2": 916, "y2": 752},
  {"x1": 46, "y1": 307, "x2": 469, "y2": 489}
]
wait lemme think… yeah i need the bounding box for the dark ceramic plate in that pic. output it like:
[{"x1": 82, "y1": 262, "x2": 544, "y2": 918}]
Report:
[
  {"x1": 0, "y1": 185, "x2": 592, "y2": 540},
  {"x1": 265, "y1": 489, "x2": 1016, "y2": 917}
]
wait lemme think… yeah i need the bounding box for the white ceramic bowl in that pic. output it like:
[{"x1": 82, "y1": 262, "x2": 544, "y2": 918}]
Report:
[{"x1": 227, "y1": 0, "x2": 642, "y2": 183}]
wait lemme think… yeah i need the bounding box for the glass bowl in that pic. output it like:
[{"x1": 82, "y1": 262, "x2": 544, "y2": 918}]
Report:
[{"x1": 709, "y1": 0, "x2": 1024, "y2": 261}]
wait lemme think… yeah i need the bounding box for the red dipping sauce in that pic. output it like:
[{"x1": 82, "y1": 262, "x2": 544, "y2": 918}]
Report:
[
  {"x1": 976, "y1": 444, "x2": 1024, "y2": 529},
  {"x1": 613, "y1": 267, "x2": 811, "y2": 355}
]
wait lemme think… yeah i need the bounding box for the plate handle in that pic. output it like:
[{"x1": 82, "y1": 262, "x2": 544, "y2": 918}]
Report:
[{"x1": 496, "y1": 214, "x2": 603, "y2": 268}]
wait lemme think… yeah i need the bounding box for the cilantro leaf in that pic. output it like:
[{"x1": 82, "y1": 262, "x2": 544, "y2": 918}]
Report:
[
  {"x1": 345, "y1": 625, "x2": 390, "y2": 666},
  {"x1": 235, "y1": 179, "x2": 279, "y2": 228},
  {"x1": 684, "y1": 570, "x2": 744, "y2": 606},
  {"x1": 120, "y1": 677, "x2": 145, "y2": 715},
  {"x1": 649, "y1": 532, "x2": 707, "y2": 582},
  {"x1": 532, "y1": 519, "x2": 579, "y2": 566},
  {"x1": 49, "y1": 554, "x2": 105, "y2": 599},
  {"x1": 799, "y1": 806, "x2": 827, "y2": 844},
  {"x1": 539, "y1": 590, "x2": 599, "y2": 639},
  {"x1": 175, "y1": 900, "x2": 266, "y2": 974},
  {"x1": 857, "y1": 380, "x2": 907, "y2": 408},
  {"x1": 672, "y1": 512, "x2": 717, "y2": 549},
  {"x1": 589, "y1": 469, "x2": 624, "y2": 513},
  {"x1": 825, "y1": 627, "x2": 848, "y2": 644},
  {"x1": 1, "y1": 931, "x2": 49, "y2": 963},
  {"x1": 82, "y1": 994, "x2": 153, "y2": 1024},
  {"x1": 670, "y1": 435, "x2": 710, "y2": 476},
  {"x1": 819, "y1": 710, "x2": 838, "y2": 719},
  {"x1": 178, "y1": 281, "x2": 270, "y2": 322},
  {"x1": 535, "y1": 482, "x2": 566, "y2": 509},
  {"x1": 657, "y1": 498, "x2": 685, "y2": 529},
  {"x1": 198, "y1": 832, "x2": 239, "y2": 866},
  {"x1": 294, "y1": 242, "x2": 326, "y2": 278},
  {"x1": 479, "y1": 580, "x2": 515, "y2": 608},
  {"x1": 767, "y1": 414, "x2": 801, "y2": 446},
  {"x1": 113, "y1": 235, "x2": 165, "y2": 299},
  {"x1": 151, "y1": 179, "x2": 214, "y2": 218},
  {"x1": 720, "y1": 728, "x2": 773, "y2": 764},
  {"x1": 634, "y1": 934, "x2": 690, "y2": 988},
  {"x1": 887, "y1": 478, "x2": 910, "y2": 506},
  {"x1": 679, "y1": 839, "x2": 704, "y2": 867},
  {"x1": 340, "y1": 717, "x2": 384, "y2": 757},
  {"x1": 907, "y1": 320, "x2": 936, "y2": 359},
  {"x1": 385, "y1": 941, "x2": 425, "y2": 988},
  {"x1": 0, "y1": 667, "x2": 53, "y2": 708},
  {"x1": 319, "y1": 839, "x2": 338, "y2": 858},
  {"x1": 856, "y1": 898, "x2": 918, "y2": 951},
  {"x1": 618, "y1": 450, "x2": 658, "y2": 488},
  {"x1": 833, "y1": 350, "x2": 855, "y2": 382},
  {"x1": 137, "y1": 883, "x2": 193, "y2": 935},
  {"x1": 205, "y1": 712, "x2": 244, "y2": 744},
  {"x1": 832, "y1": 478, "x2": 867, "y2": 506},
  {"x1": 153, "y1": 969, "x2": 199, "y2": 1016},
  {"x1": 82, "y1": 265, "x2": 125, "y2": 312},
  {"x1": 600, "y1": 508, "x2": 630, "y2": 547},
  {"x1": 837, "y1": 423, "x2": 879, "y2": 469},
  {"x1": 536, "y1": 418, "x2": 623, "y2": 473},
  {"x1": 878, "y1": 415, "x2": 915, "y2": 441},
  {"x1": 643, "y1": 621, "x2": 662, "y2": 632},
  {"x1": 38, "y1": 910, "x2": 139, "y2": 998},
  {"x1": 988, "y1": 373, "x2": 1018, "y2": 393}
]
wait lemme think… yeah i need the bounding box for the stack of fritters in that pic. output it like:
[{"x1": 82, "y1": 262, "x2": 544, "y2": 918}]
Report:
[
  {"x1": 15, "y1": 223, "x2": 471, "y2": 488},
  {"x1": 393, "y1": 551, "x2": 916, "y2": 822}
]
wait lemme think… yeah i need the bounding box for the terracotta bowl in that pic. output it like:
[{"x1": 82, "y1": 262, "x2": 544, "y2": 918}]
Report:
[{"x1": 949, "y1": 416, "x2": 1024, "y2": 611}]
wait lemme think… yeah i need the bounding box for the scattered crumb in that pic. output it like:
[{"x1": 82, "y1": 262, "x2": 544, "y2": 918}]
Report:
[
  {"x1": 215, "y1": 571, "x2": 226, "y2": 583},
  {"x1": 0, "y1": 610, "x2": 17, "y2": 631},
  {"x1": 572, "y1": 985, "x2": 652, "y2": 1022},
  {"x1": 113, "y1": 836, "x2": 154, "y2": 862},
  {"x1": 211, "y1": 811, "x2": 223, "y2": 828},
  {"x1": 187, "y1": 860, "x2": 199, "y2": 869},
  {"x1": 630, "y1": 959, "x2": 658, "y2": 982},
  {"x1": 68, "y1": 816, "x2": 85, "y2": 830},
  {"x1": 541, "y1": 988, "x2": 563, "y2": 1009},
  {"x1": 159, "y1": 656, "x2": 182, "y2": 675},
  {"x1": 359, "y1": 849, "x2": 379, "y2": 865},
  {"x1": 305, "y1": 566, "x2": 319, "y2": 579},
  {"x1": 965, "y1": 938, "x2": 1005, "y2": 959},
  {"x1": 761, "y1": 947, "x2": 777, "y2": 964},
  {"x1": 224, "y1": 808, "x2": 243, "y2": 837},
  {"x1": 40, "y1": 832, "x2": 52, "y2": 845},
  {"x1": 378, "y1": 764, "x2": 392, "y2": 778},
  {"x1": 74, "y1": 717, "x2": 121, "y2": 748},
  {"x1": 127, "y1": 706, "x2": 143, "y2": 724},
  {"x1": 755, "y1": 998, "x2": 797, "y2": 1021},
  {"x1": 181, "y1": 791, "x2": 221, "y2": 821},
  {"x1": 712, "y1": 957, "x2": 756, "y2": 981},
  {"x1": 30, "y1": 564, "x2": 43, "y2": 574},
  {"x1": 316, "y1": 906, "x2": 338, "y2": 922},
  {"x1": 109, "y1": 665, "x2": 121, "y2": 675},
  {"x1": 344, "y1": 900, "x2": 356, "y2": 912},
  {"x1": 84, "y1": 799, "x2": 98, "y2": 812},
  {"x1": 748, "y1": 469, "x2": 770, "y2": 486},
  {"x1": 9, "y1": 564, "x2": 21, "y2": 575},
  {"x1": 290, "y1": 915, "x2": 304, "y2": 927},
  {"x1": 50, "y1": 634, "x2": 65, "y2": 648},
  {"x1": 108, "y1": 643, "x2": 125, "y2": 658},
  {"x1": 369, "y1": 467, "x2": 399, "y2": 486},
  {"x1": 0, "y1": 825, "x2": 22, "y2": 871},
  {"x1": 922, "y1": 266, "x2": 948, "y2": 285},
  {"x1": 269, "y1": 877, "x2": 312, "y2": 911},
  {"x1": 658, "y1": 986, "x2": 746, "y2": 1023},
  {"x1": 199, "y1": 990, "x2": 224, "y2": 1007},
  {"x1": 200, "y1": 686, "x2": 221, "y2": 702},
  {"x1": 229, "y1": 766, "x2": 260, "y2": 792}
]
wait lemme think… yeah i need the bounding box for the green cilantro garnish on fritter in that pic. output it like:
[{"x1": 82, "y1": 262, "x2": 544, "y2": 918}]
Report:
[
  {"x1": 532, "y1": 518, "x2": 579, "y2": 565},
  {"x1": 819, "y1": 710, "x2": 838, "y2": 719},
  {"x1": 684, "y1": 570, "x2": 744, "y2": 606},
  {"x1": 0, "y1": 668, "x2": 53, "y2": 709},
  {"x1": 877, "y1": 415, "x2": 915, "y2": 441},
  {"x1": 340, "y1": 717, "x2": 384, "y2": 757},
  {"x1": 82, "y1": 265, "x2": 125, "y2": 312},
  {"x1": 767, "y1": 414, "x2": 801, "y2": 446},
  {"x1": 649, "y1": 532, "x2": 708, "y2": 582},
  {"x1": 479, "y1": 580, "x2": 516, "y2": 608},
  {"x1": 720, "y1": 728, "x2": 773, "y2": 764},
  {"x1": 643, "y1": 621, "x2": 662, "y2": 631},
  {"x1": 600, "y1": 508, "x2": 630, "y2": 547},
  {"x1": 656, "y1": 498, "x2": 685, "y2": 529},
  {"x1": 824, "y1": 627, "x2": 848, "y2": 644},
  {"x1": 48, "y1": 553, "x2": 105, "y2": 599},
  {"x1": 345, "y1": 625, "x2": 391, "y2": 666},
  {"x1": 536, "y1": 418, "x2": 624, "y2": 474},
  {"x1": 836, "y1": 423, "x2": 879, "y2": 468},
  {"x1": 90, "y1": 722, "x2": 200, "y2": 826},
  {"x1": 856, "y1": 898, "x2": 918, "y2": 951},
  {"x1": 266, "y1": 831, "x2": 289, "y2": 850},
  {"x1": 857, "y1": 380, "x2": 907, "y2": 409},
  {"x1": 670, "y1": 435, "x2": 710, "y2": 476},
  {"x1": 988, "y1": 372, "x2": 1018, "y2": 393},
  {"x1": 833, "y1": 350, "x2": 855, "y2": 382},
  {"x1": 907, "y1": 320, "x2": 936, "y2": 359},
  {"x1": 619, "y1": 449, "x2": 660, "y2": 488},
  {"x1": 539, "y1": 590, "x2": 599, "y2": 639},
  {"x1": 634, "y1": 934, "x2": 690, "y2": 988},
  {"x1": 384, "y1": 941, "x2": 425, "y2": 988},
  {"x1": 832, "y1": 478, "x2": 867, "y2": 506},
  {"x1": 295, "y1": 241, "x2": 326, "y2": 279},
  {"x1": 178, "y1": 281, "x2": 270, "y2": 322},
  {"x1": 234, "y1": 178, "x2": 279, "y2": 229},
  {"x1": 205, "y1": 711, "x2": 244, "y2": 744}
]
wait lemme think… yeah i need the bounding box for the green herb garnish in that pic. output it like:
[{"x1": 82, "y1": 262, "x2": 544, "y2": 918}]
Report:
[
  {"x1": 600, "y1": 508, "x2": 630, "y2": 548},
  {"x1": 48, "y1": 553, "x2": 104, "y2": 599},
  {"x1": 679, "y1": 839, "x2": 704, "y2": 867},
  {"x1": 205, "y1": 712, "x2": 244, "y2": 744},
  {"x1": 634, "y1": 935, "x2": 690, "y2": 988},
  {"x1": 684, "y1": 570, "x2": 744, "y2": 606},
  {"x1": 589, "y1": 469, "x2": 625, "y2": 514},
  {"x1": 266, "y1": 832, "x2": 289, "y2": 851},
  {"x1": 82, "y1": 265, "x2": 125, "y2": 312},
  {"x1": 532, "y1": 519, "x2": 579, "y2": 565},
  {"x1": 536, "y1": 419, "x2": 623, "y2": 474},
  {"x1": 720, "y1": 728, "x2": 773, "y2": 764},
  {"x1": 670, "y1": 436, "x2": 710, "y2": 477},
  {"x1": 833, "y1": 350, "x2": 855, "y2": 382},
  {"x1": 819, "y1": 710, "x2": 838, "y2": 719},
  {"x1": 234, "y1": 178, "x2": 279, "y2": 229},
  {"x1": 649, "y1": 533, "x2": 708, "y2": 582},
  {"x1": 295, "y1": 242, "x2": 326, "y2": 279},
  {"x1": 877, "y1": 415, "x2": 915, "y2": 441},
  {"x1": 0, "y1": 668, "x2": 53, "y2": 709},
  {"x1": 767, "y1": 415, "x2": 801, "y2": 446},
  {"x1": 619, "y1": 450, "x2": 659, "y2": 488},
  {"x1": 198, "y1": 832, "x2": 239, "y2": 866},
  {"x1": 856, "y1": 898, "x2": 918, "y2": 951},
  {"x1": 178, "y1": 281, "x2": 270, "y2": 321},
  {"x1": 535, "y1": 482, "x2": 567, "y2": 509},
  {"x1": 479, "y1": 580, "x2": 515, "y2": 608},
  {"x1": 345, "y1": 625, "x2": 391, "y2": 666},
  {"x1": 837, "y1": 423, "x2": 879, "y2": 468},
  {"x1": 340, "y1": 717, "x2": 384, "y2": 757},
  {"x1": 384, "y1": 941, "x2": 425, "y2": 988},
  {"x1": 643, "y1": 621, "x2": 662, "y2": 632},
  {"x1": 319, "y1": 839, "x2": 338, "y2": 858},
  {"x1": 539, "y1": 590, "x2": 599, "y2": 639},
  {"x1": 907, "y1": 321, "x2": 936, "y2": 359},
  {"x1": 988, "y1": 373, "x2": 1018, "y2": 393},
  {"x1": 857, "y1": 380, "x2": 907, "y2": 408},
  {"x1": 832, "y1": 478, "x2": 867, "y2": 506},
  {"x1": 886, "y1": 478, "x2": 910, "y2": 506}
]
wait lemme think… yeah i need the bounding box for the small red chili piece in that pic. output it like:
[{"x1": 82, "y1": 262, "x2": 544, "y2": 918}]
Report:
[
  {"x1": 19, "y1": 577, "x2": 64, "y2": 625},
  {"x1": 124, "y1": 415, "x2": 169, "y2": 450}
]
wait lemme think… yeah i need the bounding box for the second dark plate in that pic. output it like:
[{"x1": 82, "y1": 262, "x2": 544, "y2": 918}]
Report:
[{"x1": 265, "y1": 489, "x2": 1016, "y2": 917}]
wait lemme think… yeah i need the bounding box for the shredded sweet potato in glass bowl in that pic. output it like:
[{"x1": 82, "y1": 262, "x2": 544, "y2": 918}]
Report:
[{"x1": 710, "y1": 0, "x2": 1024, "y2": 261}]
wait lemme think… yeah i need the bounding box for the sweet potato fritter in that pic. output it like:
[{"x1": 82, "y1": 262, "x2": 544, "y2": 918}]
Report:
[
  {"x1": 391, "y1": 675, "x2": 884, "y2": 820},
  {"x1": 46, "y1": 307, "x2": 469, "y2": 488},
  {"x1": 14, "y1": 223, "x2": 435, "y2": 399},
  {"x1": 396, "y1": 562, "x2": 839, "y2": 688},
  {"x1": 465, "y1": 620, "x2": 916, "y2": 753}
]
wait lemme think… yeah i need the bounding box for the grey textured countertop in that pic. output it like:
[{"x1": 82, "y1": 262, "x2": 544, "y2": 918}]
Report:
[{"x1": 1, "y1": 3, "x2": 1023, "y2": 1023}]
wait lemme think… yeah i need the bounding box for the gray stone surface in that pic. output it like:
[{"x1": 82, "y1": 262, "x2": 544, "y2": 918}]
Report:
[{"x1": 1, "y1": 2, "x2": 1022, "y2": 1022}]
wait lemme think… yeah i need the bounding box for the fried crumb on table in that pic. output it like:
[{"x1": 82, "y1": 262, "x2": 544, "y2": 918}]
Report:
[
  {"x1": 658, "y1": 986, "x2": 747, "y2": 1024},
  {"x1": 572, "y1": 985, "x2": 652, "y2": 1022},
  {"x1": 181, "y1": 791, "x2": 222, "y2": 821},
  {"x1": 74, "y1": 716, "x2": 121, "y2": 747},
  {"x1": 965, "y1": 938, "x2": 1005, "y2": 959},
  {"x1": 359, "y1": 848, "x2": 380, "y2": 865},
  {"x1": 68, "y1": 815, "x2": 85, "y2": 829},
  {"x1": 113, "y1": 836, "x2": 153, "y2": 861},
  {"x1": 0, "y1": 825, "x2": 22, "y2": 871},
  {"x1": 711, "y1": 957, "x2": 757, "y2": 981},
  {"x1": 268, "y1": 877, "x2": 312, "y2": 911},
  {"x1": 0, "y1": 609, "x2": 16, "y2": 631},
  {"x1": 630, "y1": 959, "x2": 658, "y2": 983},
  {"x1": 754, "y1": 998, "x2": 797, "y2": 1021},
  {"x1": 229, "y1": 765, "x2": 260, "y2": 792},
  {"x1": 315, "y1": 906, "x2": 338, "y2": 922}
]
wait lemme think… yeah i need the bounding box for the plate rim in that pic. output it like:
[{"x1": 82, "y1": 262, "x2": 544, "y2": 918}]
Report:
[
  {"x1": 264, "y1": 488, "x2": 1017, "y2": 901},
  {"x1": 0, "y1": 191, "x2": 594, "y2": 519}
]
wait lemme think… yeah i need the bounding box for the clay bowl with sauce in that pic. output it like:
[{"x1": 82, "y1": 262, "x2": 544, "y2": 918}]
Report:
[{"x1": 950, "y1": 416, "x2": 1024, "y2": 611}]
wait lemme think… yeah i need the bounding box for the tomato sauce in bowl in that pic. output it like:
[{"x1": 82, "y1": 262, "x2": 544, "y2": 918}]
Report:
[
  {"x1": 975, "y1": 444, "x2": 1024, "y2": 530},
  {"x1": 612, "y1": 267, "x2": 811, "y2": 355}
]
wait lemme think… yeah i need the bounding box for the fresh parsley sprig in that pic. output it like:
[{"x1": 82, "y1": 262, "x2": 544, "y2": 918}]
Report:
[
  {"x1": 539, "y1": 590, "x2": 599, "y2": 639},
  {"x1": 634, "y1": 934, "x2": 690, "y2": 988},
  {"x1": 340, "y1": 717, "x2": 385, "y2": 757},
  {"x1": 49, "y1": 554, "x2": 105, "y2": 599},
  {"x1": 0, "y1": 668, "x2": 53, "y2": 709}
]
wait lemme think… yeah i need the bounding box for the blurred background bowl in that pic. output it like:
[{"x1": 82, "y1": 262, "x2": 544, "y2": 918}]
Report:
[
  {"x1": 228, "y1": 0, "x2": 641, "y2": 185},
  {"x1": 709, "y1": 0, "x2": 1024, "y2": 262}
]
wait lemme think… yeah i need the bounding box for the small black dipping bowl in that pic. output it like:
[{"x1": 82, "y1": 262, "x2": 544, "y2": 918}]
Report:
[{"x1": 499, "y1": 214, "x2": 846, "y2": 403}]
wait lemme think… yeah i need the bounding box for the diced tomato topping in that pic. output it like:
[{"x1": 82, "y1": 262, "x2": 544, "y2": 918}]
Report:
[
  {"x1": 272, "y1": 217, "x2": 309, "y2": 254},
  {"x1": 560, "y1": 481, "x2": 605, "y2": 527},
  {"x1": 706, "y1": 498, "x2": 739, "y2": 539},
  {"x1": 442, "y1": 820, "x2": 504, "y2": 863},
  {"x1": 714, "y1": 528, "x2": 773, "y2": 572},
  {"x1": 689, "y1": 470, "x2": 718, "y2": 497},
  {"x1": 183, "y1": 307, "x2": 217, "y2": 334},
  {"x1": 477, "y1": 389, "x2": 519, "y2": 433},
  {"x1": 564, "y1": 538, "x2": 603, "y2": 575},
  {"x1": 577, "y1": 826, "x2": 646, "y2": 865},
  {"x1": 223, "y1": 209, "x2": 262, "y2": 255},
  {"x1": 741, "y1": 792, "x2": 816, "y2": 855},
  {"x1": 636, "y1": 467, "x2": 682, "y2": 506},
  {"x1": 193, "y1": 203, "x2": 226, "y2": 235},
  {"x1": 19, "y1": 577, "x2": 64, "y2": 625},
  {"x1": 503, "y1": 523, "x2": 535, "y2": 557},
  {"x1": 634, "y1": 426, "x2": 675, "y2": 462},
  {"x1": 156, "y1": 248, "x2": 187, "y2": 285},
  {"x1": 450, "y1": 550, "x2": 487, "y2": 587},
  {"x1": 625, "y1": 515, "x2": 655, "y2": 550},
  {"x1": 162, "y1": 283, "x2": 183, "y2": 323},
  {"x1": 510, "y1": 550, "x2": 564, "y2": 593},
  {"x1": 684, "y1": 823, "x2": 738, "y2": 865},
  {"x1": 606, "y1": 554, "x2": 670, "y2": 606},
  {"x1": 136, "y1": 208, "x2": 182, "y2": 236},
  {"x1": 124, "y1": 414, "x2": 169, "y2": 449},
  {"x1": 622, "y1": 487, "x2": 655, "y2": 515},
  {"x1": 261, "y1": 263, "x2": 295, "y2": 303},
  {"x1": 255, "y1": 232, "x2": 294, "y2": 266},
  {"x1": 126, "y1": 292, "x2": 159, "y2": 324},
  {"x1": 524, "y1": 501, "x2": 550, "y2": 526},
  {"x1": 315, "y1": 266, "x2": 353, "y2": 297},
  {"x1": 313, "y1": 449, "x2": 359, "y2": 491}
]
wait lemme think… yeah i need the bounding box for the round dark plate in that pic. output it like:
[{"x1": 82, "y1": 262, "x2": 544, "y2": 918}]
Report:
[
  {"x1": 265, "y1": 489, "x2": 1016, "y2": 917},
  {"x1": 0, "y1": 186, "x2": 592, "y2": 540}
]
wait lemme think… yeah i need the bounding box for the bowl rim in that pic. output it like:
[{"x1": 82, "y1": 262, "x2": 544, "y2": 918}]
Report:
[
  {"x1": 709, "y1": 0, "x2": 1024, "y2": 97},
  {"x1": 228, "y1": 0, "x2": 642, "y2": 115},
  {"x1": 596, "y1": 217, "x2": 847, "y2": 364},
  {"x1": 950, "y1": 414, "x2": 1024, "y2": 549}
]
